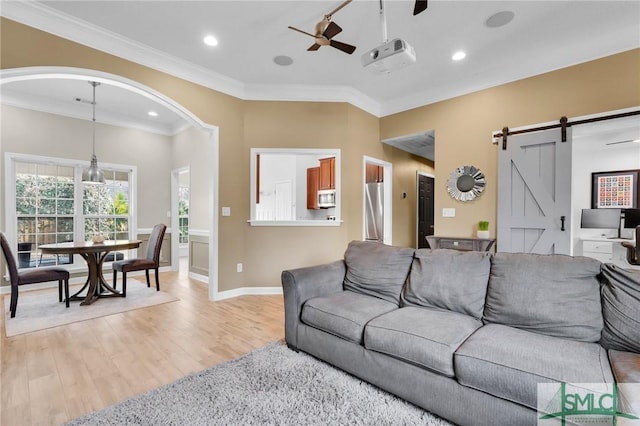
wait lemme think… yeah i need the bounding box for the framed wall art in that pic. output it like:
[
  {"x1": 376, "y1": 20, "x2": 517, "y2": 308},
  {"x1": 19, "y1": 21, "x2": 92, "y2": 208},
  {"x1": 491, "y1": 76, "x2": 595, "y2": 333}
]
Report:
[{"x1": 591, "y1": 169, "x2": 640, "y2": 209}]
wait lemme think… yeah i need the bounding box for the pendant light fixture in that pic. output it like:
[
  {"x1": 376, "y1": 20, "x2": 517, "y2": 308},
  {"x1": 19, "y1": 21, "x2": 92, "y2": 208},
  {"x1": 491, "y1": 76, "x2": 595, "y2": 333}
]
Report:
[{"x1": 82, "y1": 81, "x2": 106, "y2": 184}]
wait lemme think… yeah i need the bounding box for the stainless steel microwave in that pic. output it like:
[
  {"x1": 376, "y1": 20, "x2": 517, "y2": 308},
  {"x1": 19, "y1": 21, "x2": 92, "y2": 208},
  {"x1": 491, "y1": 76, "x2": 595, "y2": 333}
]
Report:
[{"x1": 318, "y1": 189, "x2": 336, "y2": 208}]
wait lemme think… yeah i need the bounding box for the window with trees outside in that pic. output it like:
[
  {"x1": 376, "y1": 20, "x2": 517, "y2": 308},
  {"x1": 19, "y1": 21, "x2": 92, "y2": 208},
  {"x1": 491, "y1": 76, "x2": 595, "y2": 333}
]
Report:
[
  {"x1": 178, "y1": 186, "x2": 189, "y2": 245},
  {"x1": 8, "y1": 155, "x2": 134, "y2": 269}
]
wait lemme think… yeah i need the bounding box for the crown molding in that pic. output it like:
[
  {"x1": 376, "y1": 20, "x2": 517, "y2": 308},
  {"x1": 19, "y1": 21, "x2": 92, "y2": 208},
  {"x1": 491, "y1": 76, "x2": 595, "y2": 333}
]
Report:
[{"x1": 1, "y1": 1, "x2": 385, "y2": 117}]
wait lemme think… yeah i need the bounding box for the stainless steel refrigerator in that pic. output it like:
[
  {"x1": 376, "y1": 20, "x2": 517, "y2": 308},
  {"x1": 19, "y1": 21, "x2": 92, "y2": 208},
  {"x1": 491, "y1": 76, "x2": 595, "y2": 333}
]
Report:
[{"x1": 365, "y1": 182, "x2": 384, "y2": 242}]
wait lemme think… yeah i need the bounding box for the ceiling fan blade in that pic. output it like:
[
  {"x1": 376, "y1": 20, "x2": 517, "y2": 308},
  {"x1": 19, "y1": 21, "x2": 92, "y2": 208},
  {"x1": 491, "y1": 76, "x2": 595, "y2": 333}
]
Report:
[
  {"x1": 288, "y1": 25, "x2": 316, "y2": 39},
  {"x1": 327, "y1": 0, "x2": 352, "y2": 18},
  {"x1": 413, "y1": 0, "x2": 428, "y2": 15},
  {"x1": 323, "y1": 21, "x2": 342, "y2": 39},
  {"x1": 307, "y1": 43, "x2": 321, "y2": 51},
  {"x1": 329, "y1": 39, "x2": 356, "y2": 54}
]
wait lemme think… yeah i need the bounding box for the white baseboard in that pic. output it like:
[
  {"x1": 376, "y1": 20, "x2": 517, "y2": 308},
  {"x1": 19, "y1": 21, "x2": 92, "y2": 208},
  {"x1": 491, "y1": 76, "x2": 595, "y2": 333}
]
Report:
[
  {"x1": 213, "y1": 286, "x2": 283, "y2": 301},
  {"x1": 188, "y1": 272, "x2": 209, "y2": 283}
]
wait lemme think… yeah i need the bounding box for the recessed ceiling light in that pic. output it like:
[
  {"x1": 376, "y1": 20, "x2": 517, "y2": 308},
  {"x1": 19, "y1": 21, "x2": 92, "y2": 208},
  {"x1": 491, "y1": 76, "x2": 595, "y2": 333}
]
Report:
[
  {"x1": 148, "y1": 111, "x2": 158, "y2": 117},
  {"x1": 485, "y1": 11, "x2": 515, "y2": 28},
  {"x1": 274, "y1": 55, "x2": 294, "y2": 66},
  {"x1": 203, "y1": 35, "x2": 218, "y2": 47},
  {"x1": 452, "y1": 51, "x2": 466, "y2": 61}
]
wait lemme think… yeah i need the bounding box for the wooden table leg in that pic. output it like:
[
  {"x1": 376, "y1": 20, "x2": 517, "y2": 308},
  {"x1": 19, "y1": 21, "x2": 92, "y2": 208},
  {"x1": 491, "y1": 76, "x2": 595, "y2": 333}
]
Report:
[{"x1": 80, "y1": 253, "x2": 100, "y2": 306}]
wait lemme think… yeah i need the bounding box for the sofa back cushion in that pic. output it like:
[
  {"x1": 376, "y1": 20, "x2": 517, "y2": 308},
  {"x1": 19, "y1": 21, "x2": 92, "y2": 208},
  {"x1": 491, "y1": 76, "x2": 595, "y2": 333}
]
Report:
[
  {"x1": 343, "y1": 240, "x2": 415, "y2": 304},
  {"x1": 599, "y1": 263, "x2": 640, "y2": 353},
  {"x1": 483, "y1": 253, "x2": 603, "y2": 342},
  {"x1": 401, "y1": 249, "x2": 491, "y2": 320}
]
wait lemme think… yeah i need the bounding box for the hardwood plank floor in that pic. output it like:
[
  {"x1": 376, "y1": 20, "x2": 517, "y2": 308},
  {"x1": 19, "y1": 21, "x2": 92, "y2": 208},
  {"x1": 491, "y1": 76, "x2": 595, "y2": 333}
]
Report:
[{"x1": 0, "y1": 267, "x2": 285, "y2": 426}]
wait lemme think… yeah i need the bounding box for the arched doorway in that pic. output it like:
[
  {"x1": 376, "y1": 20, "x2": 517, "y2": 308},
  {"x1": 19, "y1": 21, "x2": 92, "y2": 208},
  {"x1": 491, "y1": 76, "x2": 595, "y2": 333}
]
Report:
[{"x1": 0, "y1": 66, "x2": 221, "y2": 299}]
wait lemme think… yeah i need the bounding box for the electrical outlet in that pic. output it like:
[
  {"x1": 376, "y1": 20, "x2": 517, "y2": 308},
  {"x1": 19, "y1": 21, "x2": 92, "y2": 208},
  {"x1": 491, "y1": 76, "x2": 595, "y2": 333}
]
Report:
[{"x1": 236, "y1": 263, "x2": 243, "y2": 273}]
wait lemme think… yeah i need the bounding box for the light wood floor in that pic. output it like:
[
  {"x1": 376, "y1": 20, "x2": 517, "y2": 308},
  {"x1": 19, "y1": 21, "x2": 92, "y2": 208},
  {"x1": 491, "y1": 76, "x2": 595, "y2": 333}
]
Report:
[{"x1": 0, "y1": 267, "x2": 285, "y2": 426}]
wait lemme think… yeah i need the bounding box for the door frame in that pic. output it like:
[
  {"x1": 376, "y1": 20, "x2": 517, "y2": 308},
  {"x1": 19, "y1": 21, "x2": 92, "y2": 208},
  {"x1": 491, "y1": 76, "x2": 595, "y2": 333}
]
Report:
[
  {"x1": 416, "y1": 172, "x2": 435, "y2": 248},
  {"x1": 171, "y1": 166, "x2": 190, "y2": 271},
  {"x1": 362, "y1": 156, "x2": 392, "y2": 245}
]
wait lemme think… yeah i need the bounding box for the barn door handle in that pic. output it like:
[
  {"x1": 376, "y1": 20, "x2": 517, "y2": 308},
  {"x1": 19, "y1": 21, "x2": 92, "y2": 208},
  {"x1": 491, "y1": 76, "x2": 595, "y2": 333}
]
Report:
[{"x1": 560, "y1": 215, "x2": 566, "y2": 231}]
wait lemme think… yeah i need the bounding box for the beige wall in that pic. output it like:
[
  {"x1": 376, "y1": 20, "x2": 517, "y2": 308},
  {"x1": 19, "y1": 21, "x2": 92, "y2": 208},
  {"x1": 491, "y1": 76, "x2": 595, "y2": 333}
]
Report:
[
  {"x1": 2, "y1": 18, "x2": 638, "y2": 291},
  {"x1": 1, "y1": 19, "x2": 433, "y2": 290},
  {"x1": 381, "y1": 49, "x2": 640, "y2": 238}
]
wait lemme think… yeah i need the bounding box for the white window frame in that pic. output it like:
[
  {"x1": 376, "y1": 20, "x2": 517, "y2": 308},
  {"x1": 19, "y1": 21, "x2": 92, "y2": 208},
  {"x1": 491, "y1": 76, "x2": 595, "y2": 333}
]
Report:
[
  {"x1": 249, "y1": 148, "x2": 342, "y2": 226},
  {"x1": 4, "y1": 152, "x2": 137, "y2": 272}
]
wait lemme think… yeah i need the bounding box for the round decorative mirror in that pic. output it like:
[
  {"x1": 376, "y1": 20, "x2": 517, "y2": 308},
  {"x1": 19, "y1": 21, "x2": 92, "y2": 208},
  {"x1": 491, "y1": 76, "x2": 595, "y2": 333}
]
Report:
[{"x1": 447, "y1": 165, "x2": 486, "y2": 201}]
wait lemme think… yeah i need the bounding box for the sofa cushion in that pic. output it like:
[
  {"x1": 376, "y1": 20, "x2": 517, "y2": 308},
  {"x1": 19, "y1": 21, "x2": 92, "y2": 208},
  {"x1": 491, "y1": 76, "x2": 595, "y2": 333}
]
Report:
[
  {"x1": 455, "y1": 324, "x2": 614, "y2": 411},
  {"x1": 364, "y1": 306, "x2": 481, "y2": 377},
  {"x1": 401, "y1": 249, "x2": 491, "y2": 320},
  {"x1": 599, "y1": 263, "x2": 640, "y2": 353},
  {"x1": 343, "y1": 240, "x2": 415, "y2": 304},
  {"x1": 483, "y1": 253, "x2": 603, "y2": 342},
  {"x1": 301, "y1": 290, "x2": 398, "y2": 344}
]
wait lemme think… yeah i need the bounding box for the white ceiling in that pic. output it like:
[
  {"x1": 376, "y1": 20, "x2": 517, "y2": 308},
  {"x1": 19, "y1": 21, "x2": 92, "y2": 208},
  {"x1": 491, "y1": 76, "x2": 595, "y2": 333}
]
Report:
[{"x1": 1, "y1": 0, "x2": 639, "y2": 134}]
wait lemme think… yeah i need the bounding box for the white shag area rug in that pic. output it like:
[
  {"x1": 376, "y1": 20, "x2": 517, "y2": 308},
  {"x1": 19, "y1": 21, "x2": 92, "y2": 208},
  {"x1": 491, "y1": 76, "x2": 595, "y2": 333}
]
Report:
[
  {"x1": 4, "y1": 280, "x2": 178, "y2": 337},
  {"x1": 67, "y1": 341, "x2": 454, "y2": 426}
]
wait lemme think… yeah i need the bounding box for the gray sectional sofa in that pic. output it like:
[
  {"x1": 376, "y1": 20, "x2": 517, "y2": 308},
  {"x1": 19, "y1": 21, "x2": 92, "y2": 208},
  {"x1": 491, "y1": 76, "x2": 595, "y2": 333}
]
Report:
[{"x1": 281, "y1": 241, "x2": 640, "y2": 425}]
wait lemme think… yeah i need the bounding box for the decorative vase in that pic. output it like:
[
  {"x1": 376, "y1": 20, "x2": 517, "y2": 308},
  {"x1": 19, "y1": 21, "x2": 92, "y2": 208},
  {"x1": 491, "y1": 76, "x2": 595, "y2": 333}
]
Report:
[{"x1": 477, "y1": 230, "x2": 490, "y2": 239}]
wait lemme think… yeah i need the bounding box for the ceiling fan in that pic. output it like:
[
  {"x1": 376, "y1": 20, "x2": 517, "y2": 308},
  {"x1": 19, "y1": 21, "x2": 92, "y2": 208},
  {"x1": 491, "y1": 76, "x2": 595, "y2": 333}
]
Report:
[
  {"x1": 287, "y1": 0, "x2": 356, "y2": 55},
  {"x1": 413, "y1": 0, "x2": 428, "y2": 16}
]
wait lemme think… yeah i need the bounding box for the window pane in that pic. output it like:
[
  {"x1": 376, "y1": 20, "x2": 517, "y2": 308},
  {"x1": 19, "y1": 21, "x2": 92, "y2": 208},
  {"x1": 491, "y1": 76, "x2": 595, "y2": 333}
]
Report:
[
  {"x1": 18, "y1": 218, "x2": 36, "y2": 234},
  {"x1": 85, "y1": 218, "x2": 99, "y2": 238},
  {"x1": 16, "y1": 197, "x2": 36, "y2": 214},
  {"x1": 38, "y1": 198, "x2": 56, "y2": 214},
  {"x1": 58, "y1": 217, "x2": 74, "y2": 233},
  {"x1": 57, "y1": 199, "x2": 74, "y2": 215}
]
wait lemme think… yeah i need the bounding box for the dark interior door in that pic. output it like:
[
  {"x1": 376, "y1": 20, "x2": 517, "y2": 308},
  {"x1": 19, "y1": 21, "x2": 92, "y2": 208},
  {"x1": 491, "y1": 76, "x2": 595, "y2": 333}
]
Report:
[{"x1": 418, "y1": 174, "x2": 434, "y2": 248}]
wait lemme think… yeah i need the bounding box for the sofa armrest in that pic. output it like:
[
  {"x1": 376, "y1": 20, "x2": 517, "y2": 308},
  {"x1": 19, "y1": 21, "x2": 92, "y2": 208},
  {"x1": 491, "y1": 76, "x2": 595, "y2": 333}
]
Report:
[
  {"x1": 608, "y1": 350, "x2": 640, "y2": 416},
  {"x1": 281, "y1": 260, "x2": 346, "y2": 350}
]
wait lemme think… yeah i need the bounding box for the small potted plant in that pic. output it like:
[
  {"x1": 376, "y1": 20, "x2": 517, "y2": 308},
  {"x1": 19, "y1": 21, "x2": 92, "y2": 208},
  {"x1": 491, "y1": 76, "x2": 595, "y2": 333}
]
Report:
[{"x1": 477, "y1": 221, "x2": 490, "y2": 239}]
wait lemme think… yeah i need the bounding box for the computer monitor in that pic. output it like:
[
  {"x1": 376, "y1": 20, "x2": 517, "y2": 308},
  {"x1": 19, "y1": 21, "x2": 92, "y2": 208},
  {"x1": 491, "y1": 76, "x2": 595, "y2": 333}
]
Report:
[
  {"x1": 623, "y1": 208, "x2": 640, "y2": 229},
  {"x1": 580, "y1": 208, "x2": 622, "y2": 230}
]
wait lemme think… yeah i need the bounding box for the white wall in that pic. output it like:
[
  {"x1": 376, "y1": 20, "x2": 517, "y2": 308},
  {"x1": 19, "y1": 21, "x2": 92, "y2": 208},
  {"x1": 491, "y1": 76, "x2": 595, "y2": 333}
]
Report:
[
  {"x1": 571, "y1": 116, "x2": 640, "y2": 254},
  {"x1": 171, "y1": 126, "x2": 210, "y2": 229},
  {"x1": 1, "y1": 104, "x2": 174, "y2": 230}
]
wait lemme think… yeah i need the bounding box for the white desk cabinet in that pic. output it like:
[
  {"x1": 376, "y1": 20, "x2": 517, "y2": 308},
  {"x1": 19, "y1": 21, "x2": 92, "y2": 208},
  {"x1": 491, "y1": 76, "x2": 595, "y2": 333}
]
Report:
[{"x1": 582, "y1": 240, "x2": 614, "y2": 263}]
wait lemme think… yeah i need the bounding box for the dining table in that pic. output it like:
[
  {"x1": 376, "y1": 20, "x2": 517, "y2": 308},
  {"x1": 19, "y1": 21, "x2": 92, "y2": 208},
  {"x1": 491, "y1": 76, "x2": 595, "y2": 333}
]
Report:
[{"x1": 39, "y1": 240, "x2": 141, "y2": 305}]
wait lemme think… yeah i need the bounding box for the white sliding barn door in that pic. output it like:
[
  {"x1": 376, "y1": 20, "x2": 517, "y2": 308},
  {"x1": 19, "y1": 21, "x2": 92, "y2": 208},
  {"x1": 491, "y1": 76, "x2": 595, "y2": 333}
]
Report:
[{"x1": 497, "y1": 127, "x2": 572, "y2": 254}]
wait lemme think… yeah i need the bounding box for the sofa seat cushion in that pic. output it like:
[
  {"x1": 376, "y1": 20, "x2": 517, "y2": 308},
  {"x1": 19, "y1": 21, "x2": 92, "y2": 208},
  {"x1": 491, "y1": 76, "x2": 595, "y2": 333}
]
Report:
[
  {"x1": 301, "y1": 290, "x2": 398, "y2": 344},
  {"x1": 401, "y1": 249, "x2": 491, "y2": 320},
  {"x1": 364, "y1": 306, "x2": 482, "y2": 377},
  {"x1": 343, "y1": 240, "x2": 415, "y2": 304},
  {"x1": 483, "y1": 252, "x2": 603, "y2": 342},
  {"x1": 455, "y1": 324, "x2": 614, "y2": 410}
]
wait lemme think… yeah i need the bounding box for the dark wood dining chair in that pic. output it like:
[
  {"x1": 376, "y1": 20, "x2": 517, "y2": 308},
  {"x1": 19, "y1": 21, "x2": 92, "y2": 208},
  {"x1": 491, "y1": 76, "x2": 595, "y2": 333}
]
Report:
[
  {"x1": 0, "y1": 232, "x2": 70, "y2": 318},
  {"x1": 112, "y1": 224, "x2": 167, "y2": 297},
  {"x1": 621, "y1": 226, "x2": 640, "y2": 266}
]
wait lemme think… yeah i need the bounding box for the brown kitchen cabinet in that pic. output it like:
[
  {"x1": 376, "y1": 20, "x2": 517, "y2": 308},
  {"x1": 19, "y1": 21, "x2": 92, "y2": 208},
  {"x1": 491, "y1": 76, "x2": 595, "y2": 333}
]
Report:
[
  {"x1": 319, "y1": 157, "x2": 335, "y2": 190},
  {"x1": 307, "y1": 167, "x2": 320, "y2": 209},
  {"x1": 366, "y1": 163, "x2": 384, "y2": 183}
]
